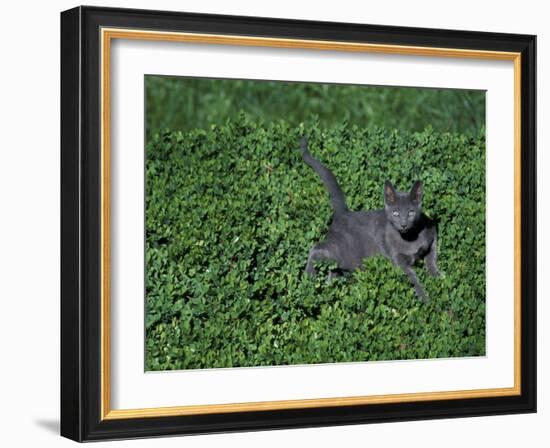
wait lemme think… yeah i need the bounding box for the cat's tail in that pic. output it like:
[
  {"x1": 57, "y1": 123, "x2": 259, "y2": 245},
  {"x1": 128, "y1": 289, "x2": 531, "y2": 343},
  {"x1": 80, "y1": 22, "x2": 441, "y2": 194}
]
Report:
[{"x1": 300, "y1": 137, "x2": 348, "y2": 215}]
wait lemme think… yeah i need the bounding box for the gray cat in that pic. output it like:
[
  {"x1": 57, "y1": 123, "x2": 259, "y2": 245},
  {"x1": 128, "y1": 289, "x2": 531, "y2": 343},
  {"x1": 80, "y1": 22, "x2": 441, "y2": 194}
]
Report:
[{"x1": 300, "y1": 137, "x2": 439, "y2": 303}]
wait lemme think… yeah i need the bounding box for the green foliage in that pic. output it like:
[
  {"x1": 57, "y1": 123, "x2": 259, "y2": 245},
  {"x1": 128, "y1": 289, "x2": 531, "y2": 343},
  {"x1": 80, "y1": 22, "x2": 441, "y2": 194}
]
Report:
[
  {"x1": 145, "y1": 117, "x2": 486, "y2": 370},
  {"x1": 146, "y1": 76, "x2": 485, "y2": 137}
]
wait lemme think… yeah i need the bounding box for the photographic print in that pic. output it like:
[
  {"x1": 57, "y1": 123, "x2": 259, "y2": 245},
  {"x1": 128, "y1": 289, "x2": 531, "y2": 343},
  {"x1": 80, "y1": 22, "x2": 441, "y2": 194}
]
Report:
[
  {"x1": 144, "y1": 77, "x2": 486, "y2": 371},
  {"x1": 61, "y1": 7, "x2": 536, "y2": 440}
]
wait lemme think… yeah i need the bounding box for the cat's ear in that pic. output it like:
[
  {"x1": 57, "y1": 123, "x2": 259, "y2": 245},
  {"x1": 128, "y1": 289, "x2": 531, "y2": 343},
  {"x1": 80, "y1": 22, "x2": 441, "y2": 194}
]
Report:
[
  {"x1": 384, "y1": 180, "x2": 396, "y2": 204},
  {"x1": 410, "y1": 181, "x2": 423, "y2": 204}
]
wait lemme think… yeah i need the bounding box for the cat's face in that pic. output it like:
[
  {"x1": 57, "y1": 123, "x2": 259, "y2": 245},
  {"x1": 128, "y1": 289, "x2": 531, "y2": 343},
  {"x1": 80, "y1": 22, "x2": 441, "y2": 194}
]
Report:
[{"x1": 384, "y1": 180, "x2": 423, "y2": 233}]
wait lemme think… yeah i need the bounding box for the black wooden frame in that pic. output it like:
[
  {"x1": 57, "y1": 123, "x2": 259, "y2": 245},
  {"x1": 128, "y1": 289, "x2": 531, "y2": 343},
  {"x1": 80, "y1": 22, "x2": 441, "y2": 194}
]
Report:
[{"x1": 61, "y1": 5, "x2": 536, "y2": 442}]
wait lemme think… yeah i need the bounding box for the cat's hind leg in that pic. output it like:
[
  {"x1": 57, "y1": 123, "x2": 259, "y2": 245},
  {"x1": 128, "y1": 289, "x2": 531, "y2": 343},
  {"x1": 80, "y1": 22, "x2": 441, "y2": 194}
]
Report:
[
  {"x1": 305, "y1": 243, "x2": 335, "y2": 276},
  {"x1": 327, "y1": 268, "x2": 346, "y2": 282}
]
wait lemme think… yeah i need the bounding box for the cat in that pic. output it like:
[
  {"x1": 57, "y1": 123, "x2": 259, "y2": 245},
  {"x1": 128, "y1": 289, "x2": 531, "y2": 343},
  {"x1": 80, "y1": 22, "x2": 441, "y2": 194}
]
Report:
[{"x1": 299, "y1": 136, "x2": 439, "y2": 303}]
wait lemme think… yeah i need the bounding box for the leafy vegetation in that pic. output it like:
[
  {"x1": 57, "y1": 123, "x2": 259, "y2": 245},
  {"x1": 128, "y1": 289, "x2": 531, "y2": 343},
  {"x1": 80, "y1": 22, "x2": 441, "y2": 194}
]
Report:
[
  {"x1": 145, "y1": 117, "x2": 486, "y2": 370},
  {"x1": 146, "y1": 77, "x2": 485, "y2": 137}
]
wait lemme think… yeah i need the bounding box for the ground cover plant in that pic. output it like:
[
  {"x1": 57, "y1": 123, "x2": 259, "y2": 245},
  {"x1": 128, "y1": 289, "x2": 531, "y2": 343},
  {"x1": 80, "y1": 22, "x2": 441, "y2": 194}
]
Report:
[{"x1": 145, "y1": 113, "x2": 486, "y2": 370}]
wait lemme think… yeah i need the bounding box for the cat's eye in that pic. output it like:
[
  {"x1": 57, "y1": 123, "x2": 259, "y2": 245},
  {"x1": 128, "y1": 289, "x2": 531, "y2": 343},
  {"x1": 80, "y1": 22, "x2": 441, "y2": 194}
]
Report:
[
  {"x1": 392, "y1": 211, "x2": 399, "y2": 216},
  {"x1": 408, "y1": 210, "x2": 415, "y2": 216}
]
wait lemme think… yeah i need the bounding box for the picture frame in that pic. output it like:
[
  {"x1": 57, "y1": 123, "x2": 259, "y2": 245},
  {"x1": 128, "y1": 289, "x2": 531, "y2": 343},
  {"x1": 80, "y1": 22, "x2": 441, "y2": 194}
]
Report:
[{"x1": 60, "y1": 5, "x2": 536, "y2": 442}]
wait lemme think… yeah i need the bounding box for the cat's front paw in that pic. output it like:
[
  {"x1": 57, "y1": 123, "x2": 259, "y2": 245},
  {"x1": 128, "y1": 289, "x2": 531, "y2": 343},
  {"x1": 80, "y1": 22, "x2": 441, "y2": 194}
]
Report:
[
  {"x1": 415, "y1": 286, "x2": 430, "y2": 304},
  {"x1": 427, "y1": 267, "x2": 441, "y2": 277}
]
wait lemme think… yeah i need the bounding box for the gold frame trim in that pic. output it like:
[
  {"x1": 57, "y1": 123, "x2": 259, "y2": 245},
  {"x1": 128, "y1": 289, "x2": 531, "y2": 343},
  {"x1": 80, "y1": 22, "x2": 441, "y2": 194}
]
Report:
[{"x1": 100, "y1": 28, "x2": 522, "y2": 420}]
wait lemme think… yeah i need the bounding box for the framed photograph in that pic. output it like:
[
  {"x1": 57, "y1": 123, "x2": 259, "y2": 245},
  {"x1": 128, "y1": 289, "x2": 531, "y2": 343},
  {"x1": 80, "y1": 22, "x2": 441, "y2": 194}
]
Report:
[{"x1": 60, "y1": 6, "x2": 536, "y2": 442}]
